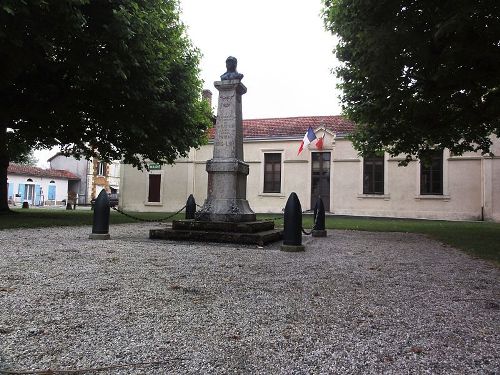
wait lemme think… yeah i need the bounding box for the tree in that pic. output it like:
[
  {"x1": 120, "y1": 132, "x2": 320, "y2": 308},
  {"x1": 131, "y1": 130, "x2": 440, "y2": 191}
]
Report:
[
  {"x1": 0, "y1": 0, "x2": 212, "y2": 211},
  {"x1": 5, "y1": 131, "x2": 36, "y2": 166},
  {"x1": 322, "y1": 0, "x2": 500, "y2": 163},
  {"x1": 12, "y1": 151, "x2": 38, "y2": 167}
]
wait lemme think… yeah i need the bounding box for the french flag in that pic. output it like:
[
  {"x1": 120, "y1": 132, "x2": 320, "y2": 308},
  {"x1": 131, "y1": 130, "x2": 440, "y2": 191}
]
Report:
[{"x1": 298, "y1": 126, "x2": 317, "y2": 155}]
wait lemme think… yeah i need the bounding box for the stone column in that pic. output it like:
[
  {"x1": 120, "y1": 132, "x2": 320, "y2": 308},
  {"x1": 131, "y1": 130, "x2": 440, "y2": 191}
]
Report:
[{"x1": 196, "y1": 79, "x2": 256, "y2": 222}]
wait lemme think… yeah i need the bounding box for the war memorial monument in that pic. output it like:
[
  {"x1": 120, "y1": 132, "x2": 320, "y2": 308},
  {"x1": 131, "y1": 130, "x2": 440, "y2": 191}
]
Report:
[{"x1": 150, "y1": 57, "x2": 283, "y2": 245}]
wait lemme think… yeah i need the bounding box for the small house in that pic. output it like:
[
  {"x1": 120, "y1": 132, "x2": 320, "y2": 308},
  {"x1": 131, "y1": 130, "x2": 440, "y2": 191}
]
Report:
[{"x1": 7, "y1": 163, "x2": 80, "y2": 206}]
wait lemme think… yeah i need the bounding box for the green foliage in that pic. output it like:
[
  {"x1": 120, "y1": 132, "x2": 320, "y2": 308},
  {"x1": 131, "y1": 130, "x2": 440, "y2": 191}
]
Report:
[
  {"x1": 322, "y1": 0, "x2": 500, "y2": 162},
  {"x1": 0, "y1": 0, "x2": 212, "y2": 167},
  {"x1": 11, "y1": 150, "x2": 38, "y2": 166},
  {"x1": 6, "y1": 130, "x2": 35, "y2": 164}
]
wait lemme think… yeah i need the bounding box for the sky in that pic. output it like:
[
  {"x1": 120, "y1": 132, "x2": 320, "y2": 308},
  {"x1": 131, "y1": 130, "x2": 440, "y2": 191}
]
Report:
[{"x1": 35, "y1": 0, "x2": 341, "y2": 167}]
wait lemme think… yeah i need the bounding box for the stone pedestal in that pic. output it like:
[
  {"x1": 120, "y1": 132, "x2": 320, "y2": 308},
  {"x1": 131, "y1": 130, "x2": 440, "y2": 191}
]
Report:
[
  {"x1": 149, "y1": 68, "x2": 282, "y2": 246},
  {"x1": 195, "y1": 80, "x2": 256, "y2": 222},
  {"x1": 150, "y1": 220, "x2": 282, "y2": 247},
  {"x1": 312, "y1": 229, "x2": 327, "y2": 237}
]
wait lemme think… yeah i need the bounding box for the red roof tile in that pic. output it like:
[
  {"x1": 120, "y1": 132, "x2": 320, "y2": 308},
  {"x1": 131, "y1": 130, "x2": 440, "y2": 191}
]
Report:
[
  {"x1": 8, "y1": 163, "x2": 80, "y2": 180},
  {"x1": 208, "y1": 115, "x2": 355, "y2": 139}
]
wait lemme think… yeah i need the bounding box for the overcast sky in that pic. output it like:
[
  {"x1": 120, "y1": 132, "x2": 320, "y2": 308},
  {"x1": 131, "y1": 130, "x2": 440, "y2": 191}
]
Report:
[{"x1": 36, "y1": 0, "x2": 341, "y2": 167}]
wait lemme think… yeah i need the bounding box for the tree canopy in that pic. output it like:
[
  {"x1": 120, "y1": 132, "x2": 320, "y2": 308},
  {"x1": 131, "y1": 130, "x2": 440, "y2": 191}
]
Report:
[
  {"x1": 0, "y1": 0, "x2": 212, "y2": 211},
  {"x1": 323, "y1": 0, "x2": 500, "y2": 163}
]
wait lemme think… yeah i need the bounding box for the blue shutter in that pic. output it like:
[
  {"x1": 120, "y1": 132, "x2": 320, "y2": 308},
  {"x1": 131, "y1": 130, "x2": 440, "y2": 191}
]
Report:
[
  {"x1": 48, "y1": 185, "x2": 56, "y2": 200},
  {"x1": 18, "y1": 184, "x2": 25, "y2": 200},
  {"x1": 35, "y1": 185, "x2": 41, "y2": 205},
  {"x1": 8, "y1": 183, "x2": 14, "y2": 201}
]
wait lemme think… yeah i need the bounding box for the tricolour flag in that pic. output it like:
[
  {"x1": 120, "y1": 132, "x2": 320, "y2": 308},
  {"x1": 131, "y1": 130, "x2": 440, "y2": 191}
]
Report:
[
  {"x1": 298, "y1": 126, "x2": 317, "y2": 155},
  {"x1": 316, "y1": 133, "x2": 325, "y2": 150}
]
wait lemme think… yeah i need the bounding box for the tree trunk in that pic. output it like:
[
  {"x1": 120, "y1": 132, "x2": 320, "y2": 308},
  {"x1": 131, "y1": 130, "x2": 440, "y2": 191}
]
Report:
[{"x1": 0, "y1": 126, "x2": 10, "y2": 212}]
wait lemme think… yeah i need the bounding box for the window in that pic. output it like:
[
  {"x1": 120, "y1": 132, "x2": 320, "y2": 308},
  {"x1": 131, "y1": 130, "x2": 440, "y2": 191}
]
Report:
[
  {"x1": 263, "y1": 153, "x2": 281, "y2": 193},
  {"x1": 148, "y1": 174, "x2": 162, "y2": 202},
  {"x1": 98, "y1": 161, "x2": 106, "y2": 176},
  {"x1": 363, "y1": 156, "x2": 384, "y2": 194},
  {"x1": 420, "y1": 150, "x2": 443, "y2": 195}
]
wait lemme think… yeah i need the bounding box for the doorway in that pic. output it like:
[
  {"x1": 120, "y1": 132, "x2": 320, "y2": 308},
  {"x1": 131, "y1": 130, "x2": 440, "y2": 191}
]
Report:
[
  {"x1": 24, "y1": 184, "x2": 35, "y2": 205},
  {"x1": 311, "y1": 152, "x2": 331, "y2": 211}
]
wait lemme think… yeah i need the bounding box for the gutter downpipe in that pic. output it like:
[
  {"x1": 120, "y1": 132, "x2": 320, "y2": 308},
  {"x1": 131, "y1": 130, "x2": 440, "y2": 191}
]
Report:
[{"x1": 480, "y1": 156, "x2": 485, "y2": 221}]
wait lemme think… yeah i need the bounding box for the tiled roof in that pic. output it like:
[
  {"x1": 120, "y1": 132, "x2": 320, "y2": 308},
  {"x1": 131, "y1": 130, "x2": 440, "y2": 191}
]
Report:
[
  {"x1": 208, "y1": 115, "x2": 355, "y2": 139},
  {"x1": 8, "y1": 163, "x2": 80, "y2": 180}
]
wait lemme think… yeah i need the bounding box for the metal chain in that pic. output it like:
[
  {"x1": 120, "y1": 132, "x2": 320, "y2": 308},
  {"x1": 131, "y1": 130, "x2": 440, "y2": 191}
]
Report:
[
  {"x1": 301, "y1": 208, "x2": 318, "y2": 235},
  {"x1": 111, "y1": 202, "x2": 319, "y2": 233},
  {"x1": 111, "y1": 205, "x2": 186, "y2": 223}
]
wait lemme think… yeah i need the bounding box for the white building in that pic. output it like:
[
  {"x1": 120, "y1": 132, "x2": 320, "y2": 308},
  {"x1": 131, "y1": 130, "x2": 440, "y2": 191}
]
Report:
[
  {"x1": 48, "y1": 154, "x2": 120, "y2": 205},
  {"x1": 7, "y1": 163, "x2": 80, "y2": 206},
  {"x1": 119, "y1": 116, "x2": 500, "y2": 222}
]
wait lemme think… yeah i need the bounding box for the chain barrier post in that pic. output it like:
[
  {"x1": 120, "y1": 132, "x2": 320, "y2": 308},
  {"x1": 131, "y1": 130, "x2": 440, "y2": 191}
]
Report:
[
  {"x1": 89, "y1": 189, "x2": 110, "y2": 240},
  {"x1": 185, "y1": 194, "x2": 196, "y2": 220},
  {"x1": 312, "y1": 196, "x2": 327, "y2": 237},
  {"x1": 280, "y1": 192, "x2": 305, "y2": 252}
]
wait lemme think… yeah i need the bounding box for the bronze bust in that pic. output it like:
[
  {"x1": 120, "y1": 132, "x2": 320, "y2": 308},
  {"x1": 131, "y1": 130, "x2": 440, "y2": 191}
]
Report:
[{"x1": 220, "y1": 56, "x2": 244, "y2": 81}]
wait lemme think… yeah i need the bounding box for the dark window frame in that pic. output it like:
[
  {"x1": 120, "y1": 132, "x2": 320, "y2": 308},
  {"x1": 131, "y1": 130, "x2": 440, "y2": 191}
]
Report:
[
  {"x1": 420, "y1": 150, "x2": 443, "y2": 195},
  {"x1": 363, "y1": 155, "x2": 384, "y2": 195},
  {"x1": 148, "y1": 173, "x2": 162, "y2": 203},
  {"x1": 263, "y1": 153, "x2": 282, "y2": 193}
]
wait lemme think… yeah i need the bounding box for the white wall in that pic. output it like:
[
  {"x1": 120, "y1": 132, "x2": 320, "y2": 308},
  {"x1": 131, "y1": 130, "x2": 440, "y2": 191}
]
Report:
[
  {"x1": 119, "y1": 133, "x2": 500, "y2": 222},
  {"x1": 7, "y1": 174, "x2": 69, "y2": 206},
  {"x1": 49, "y1": 155, "x2": 89, "y2": 203}
]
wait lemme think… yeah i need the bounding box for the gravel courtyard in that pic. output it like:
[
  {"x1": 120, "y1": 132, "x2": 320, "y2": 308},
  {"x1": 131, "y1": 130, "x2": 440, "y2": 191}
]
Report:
[{"x1": 0, "y1": 223, "x2": 498, "y2": 374}]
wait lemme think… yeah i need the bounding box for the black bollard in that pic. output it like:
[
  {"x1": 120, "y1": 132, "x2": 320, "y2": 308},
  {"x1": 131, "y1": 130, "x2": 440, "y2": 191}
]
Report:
[
  {"x1": 312, "y1": 196, "x2": 327, "y2": 237},
  {"x1": 280, "y1": 192, "x2": 305, "y2": 252},
  {"x1": 185, "y1": 194, "x2": 196, "y2": 220},
  {"x1": 89, "y1": 189, "x2": 110, "y2": 240}
]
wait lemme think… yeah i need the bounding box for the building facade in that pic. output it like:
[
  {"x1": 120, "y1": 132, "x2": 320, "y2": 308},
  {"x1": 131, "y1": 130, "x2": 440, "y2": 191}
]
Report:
[
  {"x1": 120, "y1": 116, "x2": 500, "y2": 222},
  {"x1": 7, "y1": 164, "x2": 80, "y2": 206},
  {"x1": 48, "y1": 154, "x2": 120, "y2": 205}
]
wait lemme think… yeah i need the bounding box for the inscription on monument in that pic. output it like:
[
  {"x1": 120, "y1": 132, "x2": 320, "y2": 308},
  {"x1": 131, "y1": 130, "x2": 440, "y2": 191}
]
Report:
[
  {"x1": 215, "y1": 124, "x2": 234, "y2": 149},
  {"x1": 220, "y1": 94, "x2": 235, "y2": 108}
]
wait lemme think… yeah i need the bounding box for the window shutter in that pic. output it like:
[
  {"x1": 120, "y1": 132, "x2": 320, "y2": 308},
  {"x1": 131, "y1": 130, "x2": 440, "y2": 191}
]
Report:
[
  {"x1": 35, "y1": 185, "x2": 42, "y2": 205},
  {"x1": 18, "y1": 184, "x2": 25, "y2": 200},
  {"x1": 48, "y1": 185, "x2": 56, "y2": 200},
  {"x1": 8, "y1": 183, "x2": 14, "y2": 200},
  {"x1": 148, "y1": 174, "x2": 162, "y2": 202}
]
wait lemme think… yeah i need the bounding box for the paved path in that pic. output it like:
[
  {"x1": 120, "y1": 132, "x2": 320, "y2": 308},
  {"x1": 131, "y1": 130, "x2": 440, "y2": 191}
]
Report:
[{"x1": 0, "y1": 224, "x2": 498, "y2": 374}]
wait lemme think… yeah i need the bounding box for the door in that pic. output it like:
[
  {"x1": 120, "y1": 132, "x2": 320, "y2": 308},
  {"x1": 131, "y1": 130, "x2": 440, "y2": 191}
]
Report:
[
  {"x1": 311, "y1": 152, "x2": 331, "y2": 211},
  {"x1": 25, "y1": 184, "x2": 35, "y2": 204}
]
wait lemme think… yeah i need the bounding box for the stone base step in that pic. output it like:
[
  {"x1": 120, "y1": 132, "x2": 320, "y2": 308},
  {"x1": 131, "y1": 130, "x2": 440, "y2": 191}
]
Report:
[
  {"x1": 149, "y1": 228, "x2": 283, "y2": 246},
  {"x1": 172, "y1": 219, "x2": 276, "y2": 233}
]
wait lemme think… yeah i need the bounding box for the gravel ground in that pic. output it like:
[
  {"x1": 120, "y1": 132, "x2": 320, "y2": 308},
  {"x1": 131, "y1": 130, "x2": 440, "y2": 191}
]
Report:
[{"x1": 0, "y1": 223, "x2": 498, "y2": 374}]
